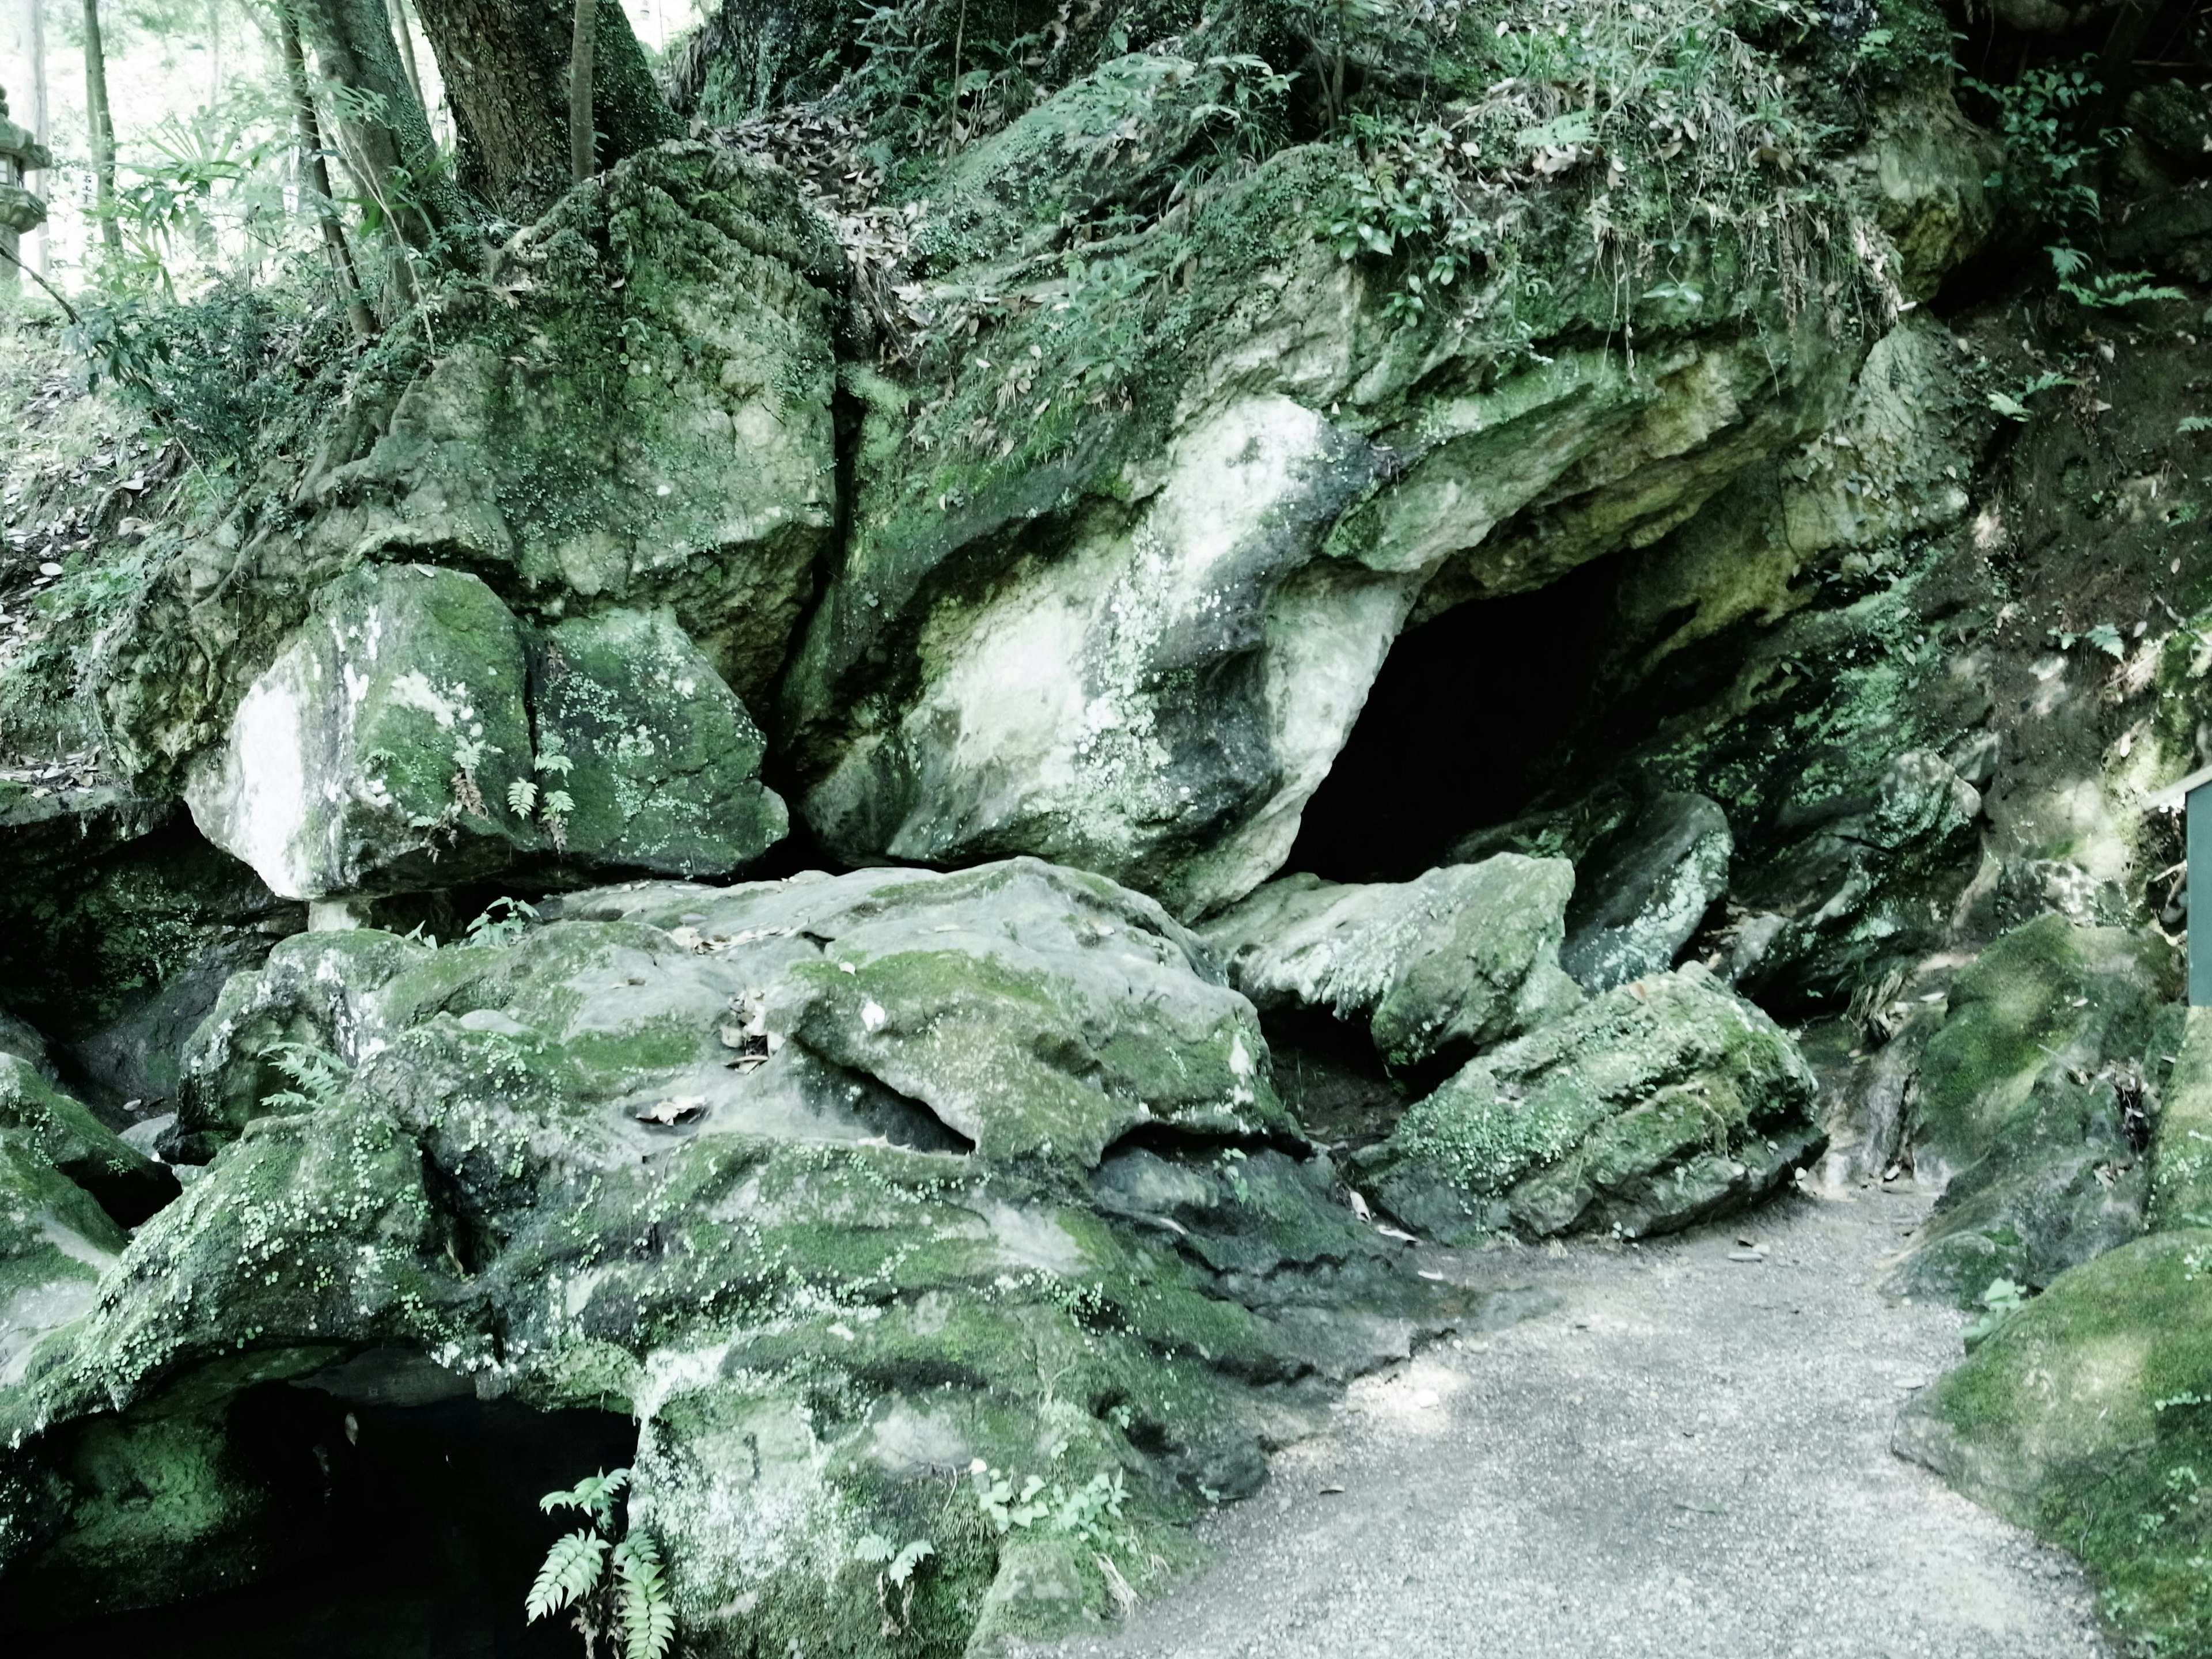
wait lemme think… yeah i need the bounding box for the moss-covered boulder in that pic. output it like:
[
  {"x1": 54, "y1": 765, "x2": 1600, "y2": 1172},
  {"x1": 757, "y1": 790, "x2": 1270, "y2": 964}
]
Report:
[
  {"x1": 184, "y1": 565, "x2": 786, "y2": 900},
  {"x1": 0, "y1": 858, "x2": 1494, "y2": 1648},
  {"x1": 531, "y1": 606, "x2": 786, "y2": 875},
  {"x1": 774, "y1": 10, "x2": 1992, "y2": 915},
  {"x1": 0, "y1": 1048, "x2": 173, "y2": 1223},
  {"x1": 184, "y1": 563, "x2": 540, "y2": 901},
  {"x1": 1895, "y1": 1229, "x2": 2212, "y2": 1654},
  {"x1": 1889, "y1": 915, "x2": 2181, "y2": 1305},
  {"x1": 1198, "y1": 855, "x2": 1581, "y2": 1076},
  {"x1": 106, "y1": 145, "x2": 841, "y2": 786},
  {"x1": 1361, "y1": 965, "x2": 1821, "y2": 1242},
  {"x1": 2153, "y1": 1007, "x2": 2212, "y2": 1230}
]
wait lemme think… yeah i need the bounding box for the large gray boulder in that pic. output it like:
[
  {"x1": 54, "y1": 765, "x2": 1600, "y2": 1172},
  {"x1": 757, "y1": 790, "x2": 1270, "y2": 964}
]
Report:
[
  {"x1": 4, "y1": 859, "x2": 1482, "y2": 1646},
  {"x1": 184, "y1": 564, "x2": 786, "y2": 900},
  {"x1": 1361, "y1": 966, "x2": 1822, "y2": 1242},
  {"x1": 1560, "y1": 793, "x2": 1732, "y2": 994},
  {"x1": 1199, "y1": 856, "x2": 1581, "y2": 1075}
]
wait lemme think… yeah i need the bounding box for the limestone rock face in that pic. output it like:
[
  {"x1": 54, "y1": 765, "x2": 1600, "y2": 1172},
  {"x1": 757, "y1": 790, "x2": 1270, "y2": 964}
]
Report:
[
  {"x1": 1199, "y1": 856, "x2": 1581, "y2": 1075},
  {"x1": 107, "y1": 146, "x2": 840, "y2": 783},
  {"x1": 1363, "y1": 966, "x2": 1821, "y2": 1242},
  {"x1": 1560, "y1": 793, "x2": 1732, "y2": 994},
  {"x1": 185, "y1": 563, "x2": 539, "y2": 901},
  {"x1": 775, "y1": 41, "x2": 1920, "y2": 915},
  {"x1": 0, "y1": 858, "x2": 1478, "y2": 1646},
  {"x1": 1889, "y1": 915, "x2": 2181, "y2": 1305},
  {"x1": 184, "y1": 564, "x2": 785, "y2": 900},
  {"x1": 530, "y1": 607, "x2": 787, "y2": 876}
]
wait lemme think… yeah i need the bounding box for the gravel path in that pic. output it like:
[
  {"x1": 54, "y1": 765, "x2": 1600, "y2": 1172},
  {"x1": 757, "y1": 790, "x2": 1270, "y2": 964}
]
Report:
[{"x1": 1020, "y1": 1183, "x2": 2110, "y2": 1659}]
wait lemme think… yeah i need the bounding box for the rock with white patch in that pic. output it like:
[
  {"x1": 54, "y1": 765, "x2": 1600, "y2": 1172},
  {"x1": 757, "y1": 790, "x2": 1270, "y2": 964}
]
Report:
[
  {"x1": 185, "y1": 567, "x2": 789, "y2": 901},
  {"x1": 1200, "y1": 855, "x2": 1583, "y2": 1075},
  {"x1": 530, "y1": 607, "x2": 786, "y2": 876},
  {"x1": 184, "y1": 562, "x2": 539, "y2": 901}
]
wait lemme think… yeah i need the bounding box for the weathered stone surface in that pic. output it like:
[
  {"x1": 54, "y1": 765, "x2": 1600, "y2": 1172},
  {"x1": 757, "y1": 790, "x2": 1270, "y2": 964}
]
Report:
[
  {"x1": 105, "y1": 146, "x2": 841, "y2": 784},
  {"x1": 1888, "y1": 915, "x2": 2181, "y2": 1305},
  {"x1": 184, "y1": 563, "x2": 540, "y2": 901},
  {"x1": 774, "y1": 29, "x2": 1960, "y2": 915},
  {"x1": 1895, "y1": 1228, "x2": 2212, "y2": 1658},
  {"x1": 1, "y1": 859, "x2": 1495, "y2": 1646},
  {"x1": 1724, "y1": 747, "x2": 1984, "y2": 1006},
  {"x1": 0, "y1": 1047, "x2": 174, "y2": 1224},
  {"x1": 184, "y1": 565, "x2": 786, "y2": 900},
  {"x1": 1560, "y1": 793, "x2": 1732, "y2": 994},
  {"x1": 531, "y1": 607, "x2": 786, "y2": 876},
  {"x1": 1362, "y1": 966, "x2": 1821, "y2": 1242},
  {"x1": 1199, "y1": 856, "x2": 1581, "y2": 1075}
]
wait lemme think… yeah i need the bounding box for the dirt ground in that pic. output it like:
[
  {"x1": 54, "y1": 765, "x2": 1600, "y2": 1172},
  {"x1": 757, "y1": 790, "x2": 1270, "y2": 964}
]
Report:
[{"x1": 1017, "y1": 1183, "x2": 2110, "y2": 1659}]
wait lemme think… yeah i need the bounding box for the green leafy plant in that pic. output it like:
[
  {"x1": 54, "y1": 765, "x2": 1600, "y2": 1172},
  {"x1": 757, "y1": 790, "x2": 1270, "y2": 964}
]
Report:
[
  {"x1": 1987, "y1": 369, "x2": 2072, "y2": 422},
  {"x1": 2048, "y1": 245, "x2": 2184, "y2": 311},
  {"x1": 536, "y1": 746, "x2": 577, "y2": 849},
  {"x1": 466, "y1": 896, "x2": 540, "y2": 949},
  {"x1": 1963, "y1": 60, "x2": 2115, "y2": 229},
  {"x1": 1963, "y1": 1277, "x2": 2029, "y2": 1347},
  {"x1": 526, "y1": 1468, "x2": 675, "y2": 1659},
  {"x1": 854, "y1": 1533, "x2": 935, "y2": 1635},
  {"x1": 262, "y1": 1039, "x2": 350, "y2": 1113}
]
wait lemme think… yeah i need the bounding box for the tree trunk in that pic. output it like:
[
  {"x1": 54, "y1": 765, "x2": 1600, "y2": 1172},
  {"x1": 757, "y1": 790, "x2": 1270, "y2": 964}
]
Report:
[
  {"x1": 81, "y1": 0, "x2": 118, "y2": 252},
  {"x1": 412, "y1": 0, "x2": 676, "y2": 215},
  {"x1": 24, "y1": 0, "x2": 43, "y2": 271},
  {"x1": 289, "y1": 0, "x2": 467, "y2": 251},
  {"x1": 280, "y1": 4, "x2": 375, "y2": 338},
  {"x1": 387, "y1": 0, "x2": 425, "y2": 111},
  {"x1": 567, "y1": 0, "x2": 592, "y2": 183}
]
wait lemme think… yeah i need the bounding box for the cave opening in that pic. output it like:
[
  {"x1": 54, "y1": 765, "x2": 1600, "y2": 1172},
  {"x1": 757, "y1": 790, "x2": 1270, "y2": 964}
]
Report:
[
  {"x1": 51, "y1": 1378, "x2": 637, "y2": 1659},
  {"x1": 1287, "y1": 551, "x2": 1631, "y2": 885}
]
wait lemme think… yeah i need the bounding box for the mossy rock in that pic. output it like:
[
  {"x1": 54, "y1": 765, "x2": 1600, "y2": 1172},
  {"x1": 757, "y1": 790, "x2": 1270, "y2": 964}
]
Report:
[
  {"x1": 1, "y1": 858, "x2": 1494, "y2": 1650},
  {"x1": 184, "y1": 562, "x2": 539, "y2": 902},
  {"x1": 1897, "y1": 1228, "x2": 2212, "y2": 1656},
  {"x1": 1364, "y1": 966, "x2": 1821, "y2": 1241},
  {"x1": 1911, "y1": 915, "x2": 2179, "y2": 1181},
  {"x1": 1200, "y1": 855, "x2": 1582, "y2": 1077},
  {"x1": 1888, "y1": 915, "x2": 2180, "y2": 1306},
  {"x1": 531, "y1": 606, "x2": 786, "y2": 876}
]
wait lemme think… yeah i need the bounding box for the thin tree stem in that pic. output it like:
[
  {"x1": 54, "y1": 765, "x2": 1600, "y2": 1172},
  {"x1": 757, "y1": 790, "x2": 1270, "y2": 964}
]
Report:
[{"x1": 569, "y1": 0, "x2": 596, "y2": 181}]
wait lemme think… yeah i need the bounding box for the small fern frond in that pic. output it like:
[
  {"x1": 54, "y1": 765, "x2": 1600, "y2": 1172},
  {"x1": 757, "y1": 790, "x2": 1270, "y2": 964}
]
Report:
[
  {"x1": 263, "y1": 1040, "x2": 349, "y2": 1112},
  {"x1": 613, "y1": 1534, "x2": 676, "y2": 1659},
  {"x1": 541, "y1": 1466, "x2": 628, "y2": 1525},
  {"x1": 525, "y1": 1529, "x2": 606, "y2": 1622},
  {"x1": 507, "y1": 778, "x2": 539, "y2": 817}
]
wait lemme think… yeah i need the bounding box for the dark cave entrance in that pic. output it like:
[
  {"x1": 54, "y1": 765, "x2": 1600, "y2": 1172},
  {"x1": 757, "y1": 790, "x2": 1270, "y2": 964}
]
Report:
[
  {"x1": 51, "y1": 1377, "x2": 637, "y2": 1659},
  {"x1": 1287, "y1": 551, "x2": 1631, "y2": 884}
]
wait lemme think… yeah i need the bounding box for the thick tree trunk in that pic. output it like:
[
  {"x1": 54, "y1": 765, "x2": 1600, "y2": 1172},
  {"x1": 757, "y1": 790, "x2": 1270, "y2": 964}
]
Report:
[
  {"x1": 81, "y1": 0, "x2": 118, "y2": 252},
  {"x1": 413, "y1": 0, "x2": 677, "y2": 215},
  {"x1": 289, "y1": 0, "x2": 467, "y2": 251},
  {"x1": 280, "y1": 5, "x2": 375, "y2": 338}
]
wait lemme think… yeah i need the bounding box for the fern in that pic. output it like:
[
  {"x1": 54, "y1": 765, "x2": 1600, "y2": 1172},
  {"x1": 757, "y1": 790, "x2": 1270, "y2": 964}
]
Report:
[
  {"x1": 507, "y1": 778, "x2": 539, "y2": 817},
  {"x1": 613, "y1": 1535, "x2": 677, "y2": 1659},
  {"x1": 526, "y1": 1529, "x2": 607, "y2": 1622},
  {"x1": 541, "y1": 1467, "x2": 628, "y2": 1528},
  {"x1": 262, "y1": 1039, "x2": 349, "y2": 1112}
]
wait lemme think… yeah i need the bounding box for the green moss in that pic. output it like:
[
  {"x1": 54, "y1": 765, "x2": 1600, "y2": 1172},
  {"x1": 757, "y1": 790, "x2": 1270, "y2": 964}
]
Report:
[
  {"x1": 1914, "y1": 914, "x2": 2179, "y2": 1178},
  {"x1": 1911, "y1": 1230, "x2": 2212, "y2": 1654}
]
